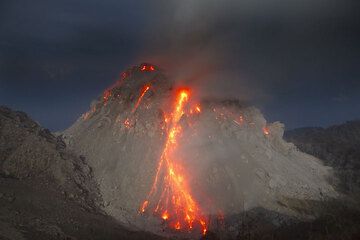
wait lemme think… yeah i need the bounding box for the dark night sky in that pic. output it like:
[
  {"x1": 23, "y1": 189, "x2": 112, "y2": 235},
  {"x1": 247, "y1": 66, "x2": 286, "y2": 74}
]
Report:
[{"x1": 0, "y1": 0, "x2": 359, "y2": 131}]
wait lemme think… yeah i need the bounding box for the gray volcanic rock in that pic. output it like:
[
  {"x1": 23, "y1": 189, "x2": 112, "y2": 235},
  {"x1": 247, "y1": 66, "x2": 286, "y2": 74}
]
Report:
[
  {"x1": 0, "y1": 105, "x2": 166, "y2": 240},
  {"x1": 0, "y1": 105, "x2": 100, "y2": 207},
  {"x1": 63, "y1": 64, "x2": 337, "y2": 235},
  {"x1": 284, "y1": 120, "x2": 360, "y2": 196}
]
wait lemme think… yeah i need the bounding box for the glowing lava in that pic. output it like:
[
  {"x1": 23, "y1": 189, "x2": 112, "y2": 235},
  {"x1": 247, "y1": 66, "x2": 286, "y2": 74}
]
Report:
[
  {"x1": 124, "y1": 118, "x2": 132, "y2": 129},
  {"x1": 263, "y1": 126, "x2": 270, "y2": 135},
  {"x1": 103, "y1": 90, "x2": 112, "y2": 104},
  {"x1": 195, "y1": 106, "x2": 201, "y2": 113},
  {"x1": 140, "y1": 88, "x2": 207, "y2": 236},
  {"x1": 140, "y1": 64, "x2": 156, "y2": 72},
  {"x1": 132, "y1": 84, "x2": 151, "y2": 113}
]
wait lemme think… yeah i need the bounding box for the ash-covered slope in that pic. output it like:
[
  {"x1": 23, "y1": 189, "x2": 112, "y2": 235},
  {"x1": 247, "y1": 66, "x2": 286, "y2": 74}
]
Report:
[
  {"x1": 0, "y1": 106, "x2": 99, "y2": 205},
  {"x1": 0, "y1": 106, "x2": 166, "y2": 240},
  {"x1": 285, "y1": 120, "x2": 360, "y2": 196},
  {"x1": 64, "y1": 64, "x2": 337, "y2": 236}
]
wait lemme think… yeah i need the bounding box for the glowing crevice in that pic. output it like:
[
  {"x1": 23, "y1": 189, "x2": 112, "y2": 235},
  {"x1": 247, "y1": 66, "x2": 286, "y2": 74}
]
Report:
[{"x1": 140, "y1": 88, "x2": 207, "y2": 236}]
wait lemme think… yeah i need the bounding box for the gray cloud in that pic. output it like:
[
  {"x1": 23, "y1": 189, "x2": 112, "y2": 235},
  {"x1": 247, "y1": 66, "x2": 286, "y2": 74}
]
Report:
[
  {"x1": 0, "y1": 0, "x2": 359, "y2": 130},
  {"x1": 136, "y1": 0, "x2": 359, "y2": 104}
]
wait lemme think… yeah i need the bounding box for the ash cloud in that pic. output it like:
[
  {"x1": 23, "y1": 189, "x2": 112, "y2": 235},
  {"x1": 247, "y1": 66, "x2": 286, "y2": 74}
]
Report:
[
  {"x1": 138, "y1": 0, "x2": 360, "y2": 111},
  {"x1": 0, "y1": 0, "x2": 359, "y2": 130}
]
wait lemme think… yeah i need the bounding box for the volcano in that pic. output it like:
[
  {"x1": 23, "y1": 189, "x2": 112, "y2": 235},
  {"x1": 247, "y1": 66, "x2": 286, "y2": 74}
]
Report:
[{"x1": 63, "y1": 64, "x2": 337, "y2": 237}]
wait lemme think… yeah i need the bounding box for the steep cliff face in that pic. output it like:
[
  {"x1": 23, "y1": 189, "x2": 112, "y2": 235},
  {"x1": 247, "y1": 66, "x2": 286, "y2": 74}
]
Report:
[{"x1": 64, "y1": 64, "x2": 337, "y2": 236}]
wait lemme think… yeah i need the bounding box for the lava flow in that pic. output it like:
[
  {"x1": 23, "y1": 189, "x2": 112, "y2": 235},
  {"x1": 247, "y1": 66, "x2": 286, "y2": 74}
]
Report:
[
  {"x1": 132, "y1": 84, "x2": 151, "y2": 113},
  {"x1": 140, "y1": 88, "x2": 208, "y2": 236},
  {"x1": 140, "y1": 64, "x2": 156, "y2": 71}
]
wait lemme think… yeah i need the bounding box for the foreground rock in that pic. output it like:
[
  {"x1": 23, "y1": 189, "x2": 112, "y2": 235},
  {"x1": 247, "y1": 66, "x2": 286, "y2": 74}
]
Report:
[
  {"x1": 0, "y1": 106, "x2": 165, "y2": 240},
  {"x1": 0, "y1": 105, "x2": 99, "y2": 207}
]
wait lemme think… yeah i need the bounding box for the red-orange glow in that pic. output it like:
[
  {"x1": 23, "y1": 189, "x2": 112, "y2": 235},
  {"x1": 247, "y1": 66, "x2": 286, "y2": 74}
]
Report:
[
  {"x1": 195, "y1": 106, "x2": 201, "y2": 113},
  {"x1": 115, "y1": 71, "x2": 129, "y2": 87},
  {"x1": 140, "y1": 88, "x2": 207, "y2": 236},
  {"x1": 100, "y1": 71, "x2": 130, "y2": 101},
  {"x1": 124, "y1": 118, "x2": 131, "y2": 128},
  {"x1": 141, "y1": 200, "x2": 149, "y2": 213},
  {"x1": 263, "y1": 126, "x2": 270, "y2": 135},
  {"x1": 121, "y1": 72, "x2": 127, "y2": 79},
  {"x1": 140, "y1": 64, "x2": 156, "y2": 72},
  {"x1": 132, "y1": 84, "x2": 151, "y2": 113},
  {"x1": 175, "y1": 221, "x2": 181, "y2": 230},
  {"x1": 162, "y1": 211, "x2": 169, "y2": 220},
  {"x1": 200, "y1": 219, "x2": 207, "y2": 235},
  {"x1": 103, "y1": 90, "x2": 112, "y2": 104}
]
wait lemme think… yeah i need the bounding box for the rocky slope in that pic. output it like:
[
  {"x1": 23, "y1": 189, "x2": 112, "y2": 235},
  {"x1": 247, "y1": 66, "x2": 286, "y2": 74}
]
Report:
[
  {"x1": 2, "y1": 63, "x2": 360, "y2": 239},
  {"x1": 1, "y1": 104, "x2": 358, "y2": 240},
  {"x1": 285, "y1": 120, "x2": 360, "y2": 197},
  {"x1": 0, "y1": 106, "x2": 165, "y2": 240},
  {"x1": 63, "y1": 64, "x2": 337, "y2": 237},
  {"x1": 0, "y1": 105, "x2": 99, "y2": 206}
]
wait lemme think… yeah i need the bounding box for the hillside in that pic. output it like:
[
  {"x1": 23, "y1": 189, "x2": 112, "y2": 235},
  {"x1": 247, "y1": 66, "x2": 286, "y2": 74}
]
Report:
[
  {"x1": 0, "y1": 106, "x2": 164, "y2": 240},
  {"x1": 285, "y1": 120, "x2": 360, "y2": 196}
]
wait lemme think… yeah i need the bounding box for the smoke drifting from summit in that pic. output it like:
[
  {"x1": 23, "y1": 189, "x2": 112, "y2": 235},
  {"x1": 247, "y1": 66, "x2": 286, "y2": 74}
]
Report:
[
  {"x1": 139, "y1": 0, "x2": 262, "y2": 102},
  {"x1": 137, "y1": 0, "x2": 359, "y2": 106},
  {"x1": 0, "y1": 0, "x2": 359, "y2": 130}
]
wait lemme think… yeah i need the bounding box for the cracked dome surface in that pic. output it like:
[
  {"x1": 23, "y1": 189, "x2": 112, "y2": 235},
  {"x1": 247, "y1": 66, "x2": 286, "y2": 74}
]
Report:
[{"x1": 63, "y1": 64, "x2": 337, "y2": 235}]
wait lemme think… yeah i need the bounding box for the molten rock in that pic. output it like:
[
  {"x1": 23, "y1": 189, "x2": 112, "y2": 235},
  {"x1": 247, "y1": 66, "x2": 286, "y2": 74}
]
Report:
[{"x1": 63, "y1": 64, "x2": 337, "y2": 237}]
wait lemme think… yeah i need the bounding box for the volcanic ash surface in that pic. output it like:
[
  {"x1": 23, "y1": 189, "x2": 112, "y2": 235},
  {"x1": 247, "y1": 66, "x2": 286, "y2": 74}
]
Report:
[{"x1": 63, "y1": 64, "x2": 337, "y2": 236}]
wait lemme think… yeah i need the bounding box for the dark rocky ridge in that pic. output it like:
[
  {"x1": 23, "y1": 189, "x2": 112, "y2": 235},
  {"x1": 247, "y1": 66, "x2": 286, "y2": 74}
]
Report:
[
  {"x1": 0, "y1": 105, "x2": 165, "y2": 240},
  {"x1": 0, "y1": 105, "x2": 99, "y2": 206},
  {"x1": 284, "y1": 120, "x2": 360, "y2": 197}
]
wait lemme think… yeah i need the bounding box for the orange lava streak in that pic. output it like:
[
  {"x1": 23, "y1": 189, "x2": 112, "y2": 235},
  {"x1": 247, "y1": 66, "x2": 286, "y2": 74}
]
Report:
[
  {"x1": 132, "y1": 84, "x2": 151, "y2": 113},
  {"x1": 263, "y1": 126, "x2": 270, "y2": 135},
  {"x1": 141, "y1": 88, "x2": 207, "y2": 235},
  {"x1": 195, "y1": 106, "x2": 201, "y2": 113},
  {"x1": 140, "y1": 64, "x2": 156, "y2": 71},
  {"x1": 103, "y1": 90, "x2": 112, "y2": 104},
  {"x1": 140, "y1": 200, "x2": 149, "y2": 213}
]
